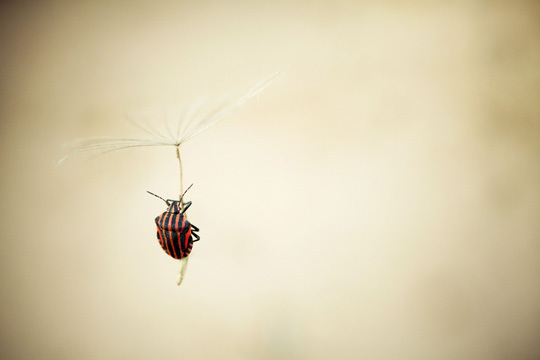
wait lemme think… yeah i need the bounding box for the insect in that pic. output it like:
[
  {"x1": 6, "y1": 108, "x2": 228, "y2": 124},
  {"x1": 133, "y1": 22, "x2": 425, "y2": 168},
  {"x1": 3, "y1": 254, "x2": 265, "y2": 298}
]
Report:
[{"x1": 147, "y1": 185, "x2": 200, "y2": 259}]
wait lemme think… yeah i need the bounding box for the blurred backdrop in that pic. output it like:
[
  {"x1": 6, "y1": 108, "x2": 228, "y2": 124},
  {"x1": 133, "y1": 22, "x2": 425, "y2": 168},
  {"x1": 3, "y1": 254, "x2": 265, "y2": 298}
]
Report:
[{"x1": 1, "y1": 1, "x2": 539, "y2": 359}]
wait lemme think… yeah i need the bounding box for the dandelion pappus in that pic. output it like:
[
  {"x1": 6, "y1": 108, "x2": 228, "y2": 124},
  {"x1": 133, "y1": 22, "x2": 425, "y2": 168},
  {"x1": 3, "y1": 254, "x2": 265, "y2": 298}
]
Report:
[
  {"x1": 58, "y1": 70, "x2": 284, "y2": 285},
  {"x1": 147, "y1": 185, "x2": 200, "y2": 259}
]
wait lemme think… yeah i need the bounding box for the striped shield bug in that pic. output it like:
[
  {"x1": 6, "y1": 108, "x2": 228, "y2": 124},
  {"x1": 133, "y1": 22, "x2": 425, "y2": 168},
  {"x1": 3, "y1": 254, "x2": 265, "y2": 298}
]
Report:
[{"x1": 147, "y1": 185, "x2": 200, "y2": 259}]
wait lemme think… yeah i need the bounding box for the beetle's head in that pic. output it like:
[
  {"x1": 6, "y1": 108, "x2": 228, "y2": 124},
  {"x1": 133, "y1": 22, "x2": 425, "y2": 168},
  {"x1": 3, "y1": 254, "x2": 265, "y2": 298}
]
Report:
[{"x1": 167, "y1": 200, "x2": 181, "y2": 214}]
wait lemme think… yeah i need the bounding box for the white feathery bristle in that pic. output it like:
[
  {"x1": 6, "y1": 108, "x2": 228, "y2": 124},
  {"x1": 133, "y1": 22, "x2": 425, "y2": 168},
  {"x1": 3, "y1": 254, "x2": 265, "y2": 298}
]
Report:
[{"x1": 58, "y1": 69, "x2": 285, "y2": 165}]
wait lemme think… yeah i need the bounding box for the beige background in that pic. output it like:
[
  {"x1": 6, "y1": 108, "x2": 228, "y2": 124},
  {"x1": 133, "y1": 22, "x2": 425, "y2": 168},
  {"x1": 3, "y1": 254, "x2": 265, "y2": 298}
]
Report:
[{"x1": 1, "y1": 1, "x2": 539, "y2": 359}]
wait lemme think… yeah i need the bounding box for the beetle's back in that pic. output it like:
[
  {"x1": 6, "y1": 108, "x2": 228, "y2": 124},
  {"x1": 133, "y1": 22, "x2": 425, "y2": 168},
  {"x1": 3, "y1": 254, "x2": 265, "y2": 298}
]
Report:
[{"x1": 155, "y1": 208, "x2": 193, "y2": 259}]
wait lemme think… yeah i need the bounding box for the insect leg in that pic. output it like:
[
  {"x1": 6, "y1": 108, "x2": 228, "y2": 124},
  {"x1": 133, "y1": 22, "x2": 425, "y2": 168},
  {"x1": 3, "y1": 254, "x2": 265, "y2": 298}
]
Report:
[
  {"x1": 192, "y1": 232, "x2": 200, "y2": 242},
  {"x1": 191, "y1": 223, "x2": 199, "y2": 231}
]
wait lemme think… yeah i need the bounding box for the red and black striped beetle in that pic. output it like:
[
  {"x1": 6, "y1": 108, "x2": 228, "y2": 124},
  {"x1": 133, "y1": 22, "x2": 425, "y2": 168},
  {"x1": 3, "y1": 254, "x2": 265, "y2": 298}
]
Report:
[{"x1": 147, "y1": 188, "x2": 200, "y2": 259}]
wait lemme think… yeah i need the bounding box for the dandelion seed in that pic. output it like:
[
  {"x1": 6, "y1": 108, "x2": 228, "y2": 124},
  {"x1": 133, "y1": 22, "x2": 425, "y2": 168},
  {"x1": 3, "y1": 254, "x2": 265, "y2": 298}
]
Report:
[{"x1": 59, "y1": 70, "x2": 284, "y2": 285}]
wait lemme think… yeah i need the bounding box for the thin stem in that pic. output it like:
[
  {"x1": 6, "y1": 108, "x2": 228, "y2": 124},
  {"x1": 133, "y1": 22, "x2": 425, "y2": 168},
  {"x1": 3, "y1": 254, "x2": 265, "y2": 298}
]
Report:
[
  {"x1": 177, "y1": 257, "x2": 189, "y2": 286},
  {"x1": 176, "y1": 145, "x2": 184, "y2": 212},
  {"x1": 176, "y1": 145, "x2": 189, "y2": 286}
]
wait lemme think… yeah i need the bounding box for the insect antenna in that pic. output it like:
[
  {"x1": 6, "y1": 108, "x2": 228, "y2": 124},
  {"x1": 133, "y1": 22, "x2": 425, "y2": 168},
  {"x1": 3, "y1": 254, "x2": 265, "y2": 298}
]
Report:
[
  {"x1": 179, "y1": 183, "x2": 193, "y2": 204},
  {"x1": 147, "y1": 191, "x2": 170, "y2": 205}
]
